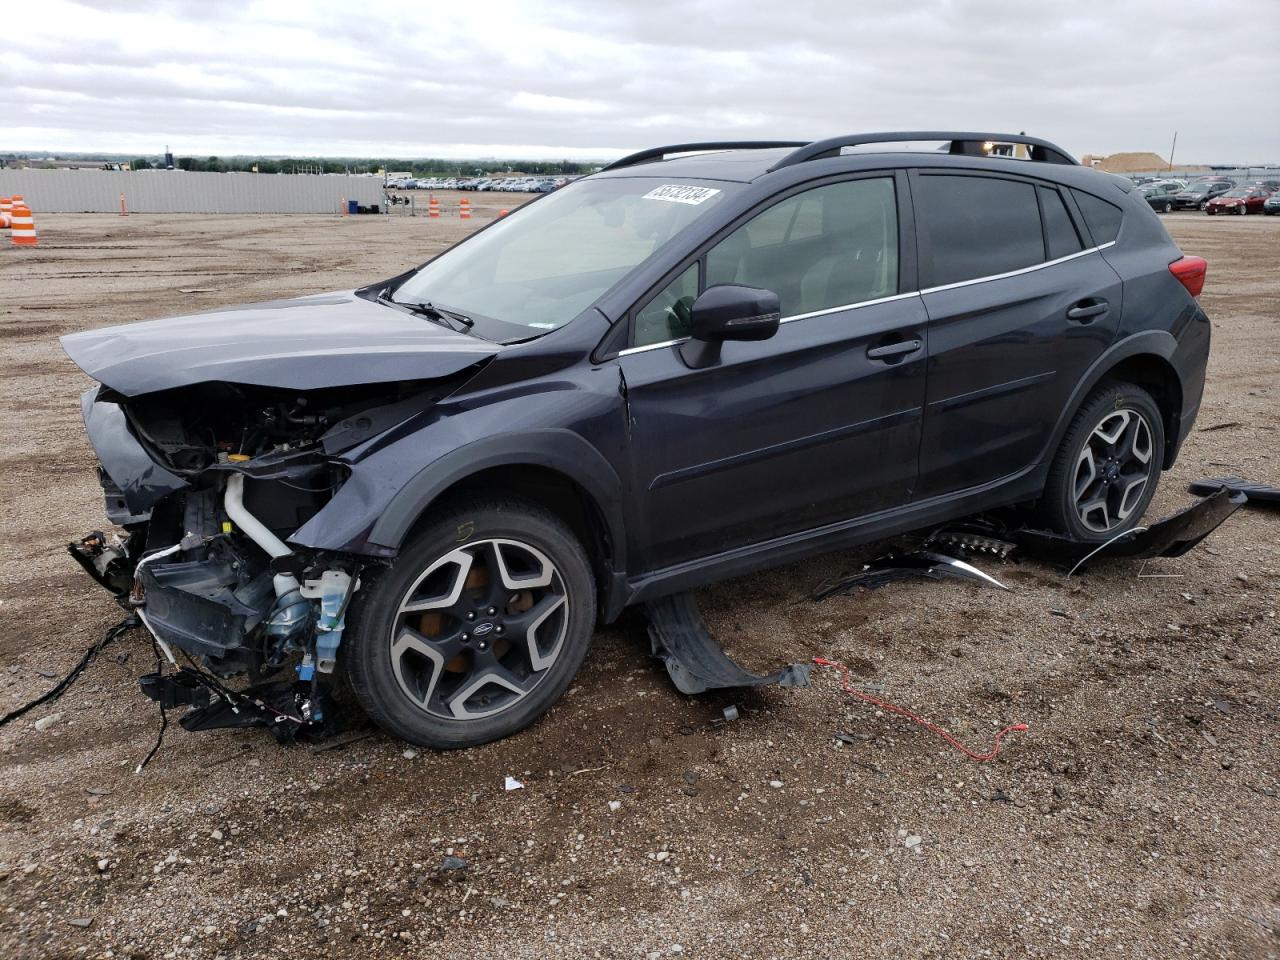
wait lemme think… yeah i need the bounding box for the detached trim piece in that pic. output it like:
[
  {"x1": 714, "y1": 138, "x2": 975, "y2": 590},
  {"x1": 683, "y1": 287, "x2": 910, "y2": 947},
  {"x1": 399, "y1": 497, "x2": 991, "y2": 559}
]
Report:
[
  {"x1": 1188, "y1": 476, "x2": 1280, "y2": 508},
  {"x1": 645, "y1": 592, "x2": 811, "y2": 694},
  {"x1": 1014, "y1": 488, "x2": 1246, "y2": 571}
]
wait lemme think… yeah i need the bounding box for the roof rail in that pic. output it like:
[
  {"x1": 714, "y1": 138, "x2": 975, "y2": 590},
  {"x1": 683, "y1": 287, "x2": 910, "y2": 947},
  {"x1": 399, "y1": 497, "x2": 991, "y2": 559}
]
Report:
[
  {"x1": 768, "y1": 132, "x2": 1078, "y2": 171},
  {"x1": 601, "y1": 141, "x2": 808, "y2": 172}
]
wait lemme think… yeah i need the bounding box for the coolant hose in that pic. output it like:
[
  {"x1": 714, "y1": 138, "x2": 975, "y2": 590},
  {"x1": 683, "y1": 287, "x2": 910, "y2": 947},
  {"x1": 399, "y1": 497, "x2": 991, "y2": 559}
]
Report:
[{"x1": 224, "y1": 473, "x2": 300, "y2": 596}]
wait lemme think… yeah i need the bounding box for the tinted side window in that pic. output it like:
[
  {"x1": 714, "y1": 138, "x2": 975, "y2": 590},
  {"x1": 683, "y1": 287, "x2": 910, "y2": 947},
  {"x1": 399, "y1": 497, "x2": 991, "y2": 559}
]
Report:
[
  {"x1": 705, "y1": 178, "x2": 898, "y2": 317},
  {"x1": 917, "y1": 175, "x2": 1043, "y2": 286},
  {"x1": 1071, "y1": 189, "x2": 1124, "y2": 245},
  {"x1": 1040, "y1": 186, "x2": 1083, "y2": 260}
]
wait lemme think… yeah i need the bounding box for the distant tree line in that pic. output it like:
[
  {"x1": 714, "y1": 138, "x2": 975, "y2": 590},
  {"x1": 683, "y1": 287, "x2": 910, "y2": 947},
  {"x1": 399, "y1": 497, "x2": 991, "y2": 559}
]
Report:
[{"x1": 126, "y1": 156, "x2": 594, "y2": 176}]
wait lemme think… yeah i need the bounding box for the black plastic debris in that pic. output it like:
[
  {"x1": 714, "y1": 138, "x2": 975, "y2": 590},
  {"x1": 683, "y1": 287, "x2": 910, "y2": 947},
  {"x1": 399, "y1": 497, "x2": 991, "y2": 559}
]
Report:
[
  {"x1": 644, "y1": 592, "x2": 812, "y2": 695},
  {"x1": 925, "y1": 522, "x2": 1018, "y2": 559},
  {"x1": 139, "y1": 668, "x2": 336, "y2": 744},
  {"x1": 813, "y1": 550, "x2": 1010, "y2": 600},
  {"x1": 1014, "y1": 488, "x2": 1246, "y2": 573},
  {"x1": 1189, "y1": 476, "x2": 1280, "y2": 509}
]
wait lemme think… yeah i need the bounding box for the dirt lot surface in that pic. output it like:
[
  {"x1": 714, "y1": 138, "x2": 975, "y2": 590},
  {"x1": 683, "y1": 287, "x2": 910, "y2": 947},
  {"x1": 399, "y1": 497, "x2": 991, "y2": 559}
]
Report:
[{"x1": 1, "y1": 203, "x2": 1277, "y2": 960}]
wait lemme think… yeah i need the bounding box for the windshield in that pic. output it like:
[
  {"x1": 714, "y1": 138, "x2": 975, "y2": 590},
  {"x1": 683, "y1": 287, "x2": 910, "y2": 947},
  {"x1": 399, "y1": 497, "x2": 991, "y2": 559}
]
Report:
[
  {"x1": 391, "y1": 177, "x2": 737, "y2": 340},
  {"x1": 1223, "y1": 189, "x2": 1251, "y2": 198}
]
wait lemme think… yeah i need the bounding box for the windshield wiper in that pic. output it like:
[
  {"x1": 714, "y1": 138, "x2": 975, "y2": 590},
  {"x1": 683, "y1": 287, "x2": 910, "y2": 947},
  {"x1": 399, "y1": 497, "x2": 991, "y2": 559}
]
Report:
[{"x1": 378, "y1": 294, "x2": 474, "y2": 332}]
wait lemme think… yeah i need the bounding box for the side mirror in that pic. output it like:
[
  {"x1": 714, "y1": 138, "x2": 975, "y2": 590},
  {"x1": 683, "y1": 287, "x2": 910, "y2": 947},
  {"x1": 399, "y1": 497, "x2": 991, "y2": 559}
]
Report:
[{"x1": 679, "y1": 284, "x2": 781, "y2": 369}]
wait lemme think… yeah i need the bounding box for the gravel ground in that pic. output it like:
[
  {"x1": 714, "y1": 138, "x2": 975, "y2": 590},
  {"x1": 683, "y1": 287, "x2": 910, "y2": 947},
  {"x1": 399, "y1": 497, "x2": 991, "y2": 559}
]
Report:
[{"x1": 0, "y1": 203, "x2": 1277, "y2": 960}]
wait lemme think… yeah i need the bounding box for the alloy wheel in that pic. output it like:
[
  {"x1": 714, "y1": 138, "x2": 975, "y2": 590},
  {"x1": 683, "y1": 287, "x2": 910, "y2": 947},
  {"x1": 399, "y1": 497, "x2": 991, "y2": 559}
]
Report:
[
  {"x1": 1072, "y1": 408, "x2": 1155, "y2": 534},
  {"x1": 390, "y1": 538, "x2": 569, "y2": 720}
]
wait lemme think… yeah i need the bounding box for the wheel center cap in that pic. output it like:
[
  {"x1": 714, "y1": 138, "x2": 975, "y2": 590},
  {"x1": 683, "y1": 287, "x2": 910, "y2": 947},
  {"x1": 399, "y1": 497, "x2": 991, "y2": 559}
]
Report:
[{"x1": 472, "y1": 621, "x2": 496, "y2": 638}]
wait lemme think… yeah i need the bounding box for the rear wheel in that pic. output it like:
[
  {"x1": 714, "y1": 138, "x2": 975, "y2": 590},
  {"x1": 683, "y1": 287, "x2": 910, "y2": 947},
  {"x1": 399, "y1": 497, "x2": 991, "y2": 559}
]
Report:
[
  {"x1": 1162, "y1": 201, "x2": 1173, "y2": 213},
  {"x1": 344, "y1": 498, "x2": 596, "y2": 748},
  {"x1": 1038, "y1": 383, "x2": 1165, "y2": 542}
]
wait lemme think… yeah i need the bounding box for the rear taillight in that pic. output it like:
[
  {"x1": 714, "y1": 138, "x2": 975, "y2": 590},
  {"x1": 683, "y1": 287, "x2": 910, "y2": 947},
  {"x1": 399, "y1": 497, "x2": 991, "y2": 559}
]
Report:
[{"x1": 1169, "y1": 255, "x2": 1207, "y2": 299}]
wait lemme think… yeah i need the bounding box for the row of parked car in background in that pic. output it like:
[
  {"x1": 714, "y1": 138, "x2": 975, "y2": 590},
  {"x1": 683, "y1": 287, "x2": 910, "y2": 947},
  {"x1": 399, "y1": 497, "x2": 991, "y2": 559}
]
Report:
[
  {"x1": 385, "y1": 175, "x2": 576, "y2": 193},
  {"x1": 1132, "y1": 174, "x2": 1280, "y2": 215}
]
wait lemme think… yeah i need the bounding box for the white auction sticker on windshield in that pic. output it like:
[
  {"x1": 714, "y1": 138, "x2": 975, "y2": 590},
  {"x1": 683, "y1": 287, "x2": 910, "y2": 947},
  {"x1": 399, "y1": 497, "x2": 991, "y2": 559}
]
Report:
[{"x1": 642, "y1": 184, "x2": 721, "y2": 205}]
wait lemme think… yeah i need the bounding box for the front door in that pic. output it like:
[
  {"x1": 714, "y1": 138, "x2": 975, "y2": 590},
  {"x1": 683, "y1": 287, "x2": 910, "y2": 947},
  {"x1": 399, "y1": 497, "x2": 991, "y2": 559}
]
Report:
[{"x1": 618, "y1": 175, "x2": 929, "y2": 572}]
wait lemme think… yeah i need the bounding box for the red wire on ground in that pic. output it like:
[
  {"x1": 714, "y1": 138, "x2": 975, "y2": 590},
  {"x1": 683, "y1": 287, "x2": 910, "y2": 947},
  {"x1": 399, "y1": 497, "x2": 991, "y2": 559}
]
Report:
[{"x1": 812, "y1": 657, "x2": 1029, "y2": 762}]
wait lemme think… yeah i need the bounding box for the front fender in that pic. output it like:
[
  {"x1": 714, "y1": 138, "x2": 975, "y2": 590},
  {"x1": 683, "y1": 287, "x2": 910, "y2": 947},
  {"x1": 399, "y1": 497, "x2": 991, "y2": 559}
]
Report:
[
  {"x1": 371, "y1": 428, "x2": 626, "y2": 556},
  {"x1": 289, "y1": 429, "x2": 627, "y2": 567}
]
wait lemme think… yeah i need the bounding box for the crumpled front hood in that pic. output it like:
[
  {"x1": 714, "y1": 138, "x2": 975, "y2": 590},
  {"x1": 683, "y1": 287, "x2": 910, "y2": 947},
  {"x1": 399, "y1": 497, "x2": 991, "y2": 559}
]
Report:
[{"x1": 60, "y1": 291, "x2": 501, "y2": 396}]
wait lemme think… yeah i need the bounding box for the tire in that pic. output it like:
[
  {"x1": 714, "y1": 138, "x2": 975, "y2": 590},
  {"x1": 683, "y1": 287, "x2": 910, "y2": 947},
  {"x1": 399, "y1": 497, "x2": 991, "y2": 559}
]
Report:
[
  {"x1": 1162, "y1": 201, "x2": 1173, "y2": 213},
  {"x1": 344, "y1": 497, "x2": 596, "y2": 748},
  {"x1": 1038, "y1": 382, "x2": 1165, "y2": 542}
]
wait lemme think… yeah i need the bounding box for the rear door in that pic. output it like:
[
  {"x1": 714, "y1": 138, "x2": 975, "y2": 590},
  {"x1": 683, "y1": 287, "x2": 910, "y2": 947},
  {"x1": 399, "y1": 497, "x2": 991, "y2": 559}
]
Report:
[
  {"x1": 618, "y1": 173, "x2": 928, "y2": 571},
  {"x1": 912, "y1": 171, "x2": 1123, "y2": 498}
]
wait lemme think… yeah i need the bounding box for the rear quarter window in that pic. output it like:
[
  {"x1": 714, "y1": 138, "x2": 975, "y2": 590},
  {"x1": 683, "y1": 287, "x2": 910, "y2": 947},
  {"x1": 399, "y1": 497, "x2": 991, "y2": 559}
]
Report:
[
  {"x1": 1071, "y1": 189, "x2": 1124, "y2": 245},
  {"x1": 1040, "y1": 187, "x2": 1083, "y2": 261}
]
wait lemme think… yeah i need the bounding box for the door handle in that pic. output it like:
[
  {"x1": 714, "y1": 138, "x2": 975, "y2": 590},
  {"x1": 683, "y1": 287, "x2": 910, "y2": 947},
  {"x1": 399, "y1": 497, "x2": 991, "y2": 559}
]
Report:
[
  {"x1": 1066, "y1": 300, "x2": 1108, "y2": 323},
  {"x1": 867, "y1": 338, "x2": 923, "y2": 361}
]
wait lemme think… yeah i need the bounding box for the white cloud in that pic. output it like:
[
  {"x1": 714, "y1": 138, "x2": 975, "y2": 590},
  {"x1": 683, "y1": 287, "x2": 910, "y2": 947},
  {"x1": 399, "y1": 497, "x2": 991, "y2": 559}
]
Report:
[
  {"x1": 2, "y1": 0, "x2": 1277, "y2": 162},
  {"x1": 509, "y1": 92, "x2": 611, "y2": 115}
]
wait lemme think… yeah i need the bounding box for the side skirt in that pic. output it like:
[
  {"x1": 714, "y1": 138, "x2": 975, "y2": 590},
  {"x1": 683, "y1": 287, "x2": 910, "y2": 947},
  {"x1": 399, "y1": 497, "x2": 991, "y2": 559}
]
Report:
[{"x1": 621, "y1": 467, "x2": 1047, "y2": 608}]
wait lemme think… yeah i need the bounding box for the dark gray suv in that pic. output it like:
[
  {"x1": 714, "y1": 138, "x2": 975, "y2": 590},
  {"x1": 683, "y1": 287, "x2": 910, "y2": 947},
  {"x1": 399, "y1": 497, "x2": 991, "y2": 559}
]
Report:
[{"x1": 64, "y1": 132, "x2": 1211, "y2": 748}]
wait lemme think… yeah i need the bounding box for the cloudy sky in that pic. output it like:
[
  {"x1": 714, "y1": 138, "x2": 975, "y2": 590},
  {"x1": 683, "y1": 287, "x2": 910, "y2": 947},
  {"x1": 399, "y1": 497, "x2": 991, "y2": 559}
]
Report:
[{"x1": 5, "y1": 0, "x2": 1278, "y2": 163}]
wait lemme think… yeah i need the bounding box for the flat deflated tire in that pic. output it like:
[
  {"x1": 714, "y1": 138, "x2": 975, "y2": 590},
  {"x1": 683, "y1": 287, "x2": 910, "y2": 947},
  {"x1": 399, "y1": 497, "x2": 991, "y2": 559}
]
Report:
[
  {"x1": 344, "y1": 498, "x2": 595, "y2": 748},
  {"x1": 1038, "y1": 382, "x2": 1165, "y2": 543}
]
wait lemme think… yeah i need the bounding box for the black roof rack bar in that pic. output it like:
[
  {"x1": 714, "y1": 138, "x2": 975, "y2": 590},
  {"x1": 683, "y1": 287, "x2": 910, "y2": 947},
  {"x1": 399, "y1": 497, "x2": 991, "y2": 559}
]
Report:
[
  {"x1": 768, "y1": 131, "x2": 1078, "y2": 171},
  {"x1": 602, "y1": 141, "x2": 808, "y2": 172}
]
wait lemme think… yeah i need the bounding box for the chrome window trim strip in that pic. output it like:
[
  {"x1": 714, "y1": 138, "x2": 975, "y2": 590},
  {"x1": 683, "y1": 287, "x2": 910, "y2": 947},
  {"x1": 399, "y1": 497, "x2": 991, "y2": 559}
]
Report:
[
  {"x1": 919, "y1": 241, "x2": 1115, "y2": 295},
  {"x1": 615, "y1": 241, "x2": 1114, "y2": 358},
  {"x1": 779, "y1": 290, "x2": 920, "y2": 324},
  {"x1": 617, "y1": 291, "x2": 919, "y2": 357}
]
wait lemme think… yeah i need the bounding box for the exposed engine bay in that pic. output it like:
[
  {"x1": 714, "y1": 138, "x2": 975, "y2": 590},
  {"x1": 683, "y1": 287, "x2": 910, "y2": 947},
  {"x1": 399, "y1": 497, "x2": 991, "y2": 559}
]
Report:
[{"x1": 69, "y1": 377, "x2": 461, "y2": 737}]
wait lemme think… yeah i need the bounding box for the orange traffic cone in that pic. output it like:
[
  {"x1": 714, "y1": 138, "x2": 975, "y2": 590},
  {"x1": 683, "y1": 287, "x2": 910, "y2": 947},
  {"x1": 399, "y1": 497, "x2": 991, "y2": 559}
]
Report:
[
  {"x1": 428, "y1": 195, "x2": 440, "y2": 218},
  {"x1": 459, "y1": 197, "x2": 471, "y2": 220},
  {"x1": 0, "y1": 196, "x2": 11, "y2": 229},
  {"x1": 10, "y1": 203, "x2": 38, "y2": 246},
  {"x1": 119, "y1": 193, "x2": 128, "y2": 216}
]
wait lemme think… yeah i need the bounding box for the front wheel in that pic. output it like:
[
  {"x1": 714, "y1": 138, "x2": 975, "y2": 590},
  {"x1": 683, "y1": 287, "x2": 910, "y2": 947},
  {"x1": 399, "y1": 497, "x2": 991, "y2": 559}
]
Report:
[
  {"x1": 1162, "y1": 201, "x2": 1173, "y2": 213},
  {"x1": 344, "y1": 498, "x2": 596, "y2": 748},
  {"x1": 1038, "y1": 383, "x2": 1165, "y2": 542}
]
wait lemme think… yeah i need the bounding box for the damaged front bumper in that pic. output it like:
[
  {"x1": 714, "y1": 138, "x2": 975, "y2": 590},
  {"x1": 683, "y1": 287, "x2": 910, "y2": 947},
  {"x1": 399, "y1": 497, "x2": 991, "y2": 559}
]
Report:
[
  {"x1": 80, "y1": 388, "x2": 188, "y2": 524},
  {"x1": 71, "y1": 389, "x2": 373, "y2": 741}
]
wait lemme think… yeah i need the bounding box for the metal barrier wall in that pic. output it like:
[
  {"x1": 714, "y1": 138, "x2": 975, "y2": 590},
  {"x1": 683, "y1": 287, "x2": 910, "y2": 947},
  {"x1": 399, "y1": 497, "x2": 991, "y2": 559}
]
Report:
[{"x1": 0, "y1": 170, "x2": 383, "y2": 213}]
